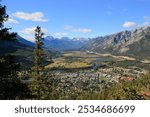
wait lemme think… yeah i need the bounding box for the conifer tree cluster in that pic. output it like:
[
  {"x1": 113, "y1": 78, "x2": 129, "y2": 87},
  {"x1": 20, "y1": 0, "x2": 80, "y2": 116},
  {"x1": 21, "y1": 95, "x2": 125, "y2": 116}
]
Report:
[{"x1": 0, "y1": 2, "x2": 30, "y2": 99}]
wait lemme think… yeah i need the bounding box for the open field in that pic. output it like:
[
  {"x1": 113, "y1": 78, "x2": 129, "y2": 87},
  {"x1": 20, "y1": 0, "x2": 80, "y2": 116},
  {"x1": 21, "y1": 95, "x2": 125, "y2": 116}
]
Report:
[
  {"x1": 45, "y1": 58, "x2": 91, "y2": 69},
  {"x1": 45, "y1": 51, "x2": 150, "y2": 73}
]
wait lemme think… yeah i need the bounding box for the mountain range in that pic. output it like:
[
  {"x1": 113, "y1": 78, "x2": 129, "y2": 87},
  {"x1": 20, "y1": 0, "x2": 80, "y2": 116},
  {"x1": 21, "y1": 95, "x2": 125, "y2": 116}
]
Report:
[
  {"x1": 0, "y1": 35, "x2": 87, "y2": 69},
  {"x1": 44, "y1": 36, "x2": 88, "y2": 51},
  {"x1": 0, "y1": 26, "x2": 150, "y2": 64},
  {"x1": 81, "y1": 26, "x2": 150, "y2": 59}
]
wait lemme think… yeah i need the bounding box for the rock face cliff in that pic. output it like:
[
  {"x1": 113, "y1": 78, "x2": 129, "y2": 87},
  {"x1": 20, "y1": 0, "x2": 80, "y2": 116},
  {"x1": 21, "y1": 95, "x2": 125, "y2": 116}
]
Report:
[{"x1": 82, "y1": 26, "x2": 150, "y2": 59}]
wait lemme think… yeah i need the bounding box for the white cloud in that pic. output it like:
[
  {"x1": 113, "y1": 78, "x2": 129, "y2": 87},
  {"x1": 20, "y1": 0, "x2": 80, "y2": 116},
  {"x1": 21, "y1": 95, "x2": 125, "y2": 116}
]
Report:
[
  {"x1": 53, "y1": 32, "x2": 68, "y2": 38},
  {"x1": 123, "y1": 16, "x2": 150, "y2": 29},
  {"x1": 143, "y1": 16, "x2": 150, "y2": 21},
  {"x1": 143, "y1": 16, "x2": 150, "y2": 26},
  {"x1": 72, "y1": 28, "x2": 92, "y2": 33},
  {"x1": 20, "y1": 27, "x2": 48, "y2": 35},
  {"x1": 24, "y1": 36, "x2": 35, "y2": 42},
  {"x1": 64, "y1": 25, "x2": 73, "y2": 30},
  {"x1": 64, "y1": 25, "x2": 92, "y2": 33},
  {"x1": 20, "y1": 27, "x2": 35, "y2": 34},
  {"x1": 143, "y1": 21, "x2": 150, "y2": 26},
  {"x1": 13, "y1": 12, "x2": 48, "y2": 22},
  {"x1": 5, "y1": 18, "x2": 19, "y2": 24},
  {"x1": 123, "y1": 22, "x2": 138, "y2": 28},
  {"x1": 20, "y1": 27, "x2": 48, "y2": 42}
]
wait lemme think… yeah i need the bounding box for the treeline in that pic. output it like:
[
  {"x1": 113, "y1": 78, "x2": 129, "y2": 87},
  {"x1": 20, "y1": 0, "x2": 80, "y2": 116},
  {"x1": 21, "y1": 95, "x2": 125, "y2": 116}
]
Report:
[{"x1": 0, "y1": 3, "x2": 30, "y2": 99}]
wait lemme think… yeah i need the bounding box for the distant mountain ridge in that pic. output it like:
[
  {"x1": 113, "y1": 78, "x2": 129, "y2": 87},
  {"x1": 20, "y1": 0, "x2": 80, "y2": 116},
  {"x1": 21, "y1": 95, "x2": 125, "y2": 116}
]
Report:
[
  {"x1": 17, "y1": 35, "x2": 35, "y2": 47},
  {"x1": 1, "y1": 34, "x2": 88, "y2": 55},
  {"x1": 44, "y1": 36, "x2": 89, "y2": 51},
  {"x1": 82, "y1": 26, "x2": 150, "y2": 59},
  {"x1": 1, "y1": 26, "x2": 150, "y2": 62}
]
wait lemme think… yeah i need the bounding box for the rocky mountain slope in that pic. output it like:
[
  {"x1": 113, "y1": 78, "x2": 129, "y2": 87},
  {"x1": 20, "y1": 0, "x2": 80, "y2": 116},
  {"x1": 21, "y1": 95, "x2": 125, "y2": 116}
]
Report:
[
  {"x1": 82, "y1": 26, "x2": 150, "y2": 59},
  {"x1": 0, "y1": 35, "x2": 34, "y2": 69}
]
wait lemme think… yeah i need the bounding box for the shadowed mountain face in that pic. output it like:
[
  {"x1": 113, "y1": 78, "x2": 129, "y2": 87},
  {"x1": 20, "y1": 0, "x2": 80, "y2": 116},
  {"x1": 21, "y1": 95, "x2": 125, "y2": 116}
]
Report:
[
  {"x1": 44, "y1": 36, "x2": 89, "y2": 51},
  {"x1": 82, "y1": 26, "x2": 150, "y2": 59},
  {"x1": 0, "y1": 35, "x2": 58, "y2": 69},
  {"x1": 0, "y1": 36, "x2": 34, "y2": 55},
  {"x1": 0, "y1": 35, "x2": 34, "y2": 69},
  {"x1": 17, "y1": 35, "x2": 35, "y2": 47}
]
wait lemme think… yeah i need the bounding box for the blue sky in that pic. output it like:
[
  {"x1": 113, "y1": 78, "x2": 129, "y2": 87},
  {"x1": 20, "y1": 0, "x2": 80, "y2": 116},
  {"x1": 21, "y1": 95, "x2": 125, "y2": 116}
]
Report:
[{"x1": 2, "y1": 0, "x2": 150, "y2": 41}]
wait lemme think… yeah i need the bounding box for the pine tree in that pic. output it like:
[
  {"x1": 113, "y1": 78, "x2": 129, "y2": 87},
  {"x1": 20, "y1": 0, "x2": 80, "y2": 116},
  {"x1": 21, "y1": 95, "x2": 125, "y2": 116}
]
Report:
[
  {"x1": 30, "y1": 26, "x2": 51, "y2": 99},
  {"x1": 0, "y1": 2, "x2": 30, "y2": 99},
  {"x1": 0, "y1": 4, "x2": 16, "y2": 40}
]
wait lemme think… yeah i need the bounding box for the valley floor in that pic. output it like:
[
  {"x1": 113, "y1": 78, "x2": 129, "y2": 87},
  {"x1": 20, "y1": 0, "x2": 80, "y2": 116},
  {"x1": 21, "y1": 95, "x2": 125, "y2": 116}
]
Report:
[
  {"x1": 36, "y1": 51, "x2": 149, "y2": 99},
  {"x1": 19, "y1": 51, "x2": 150, "y2": 99}
]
